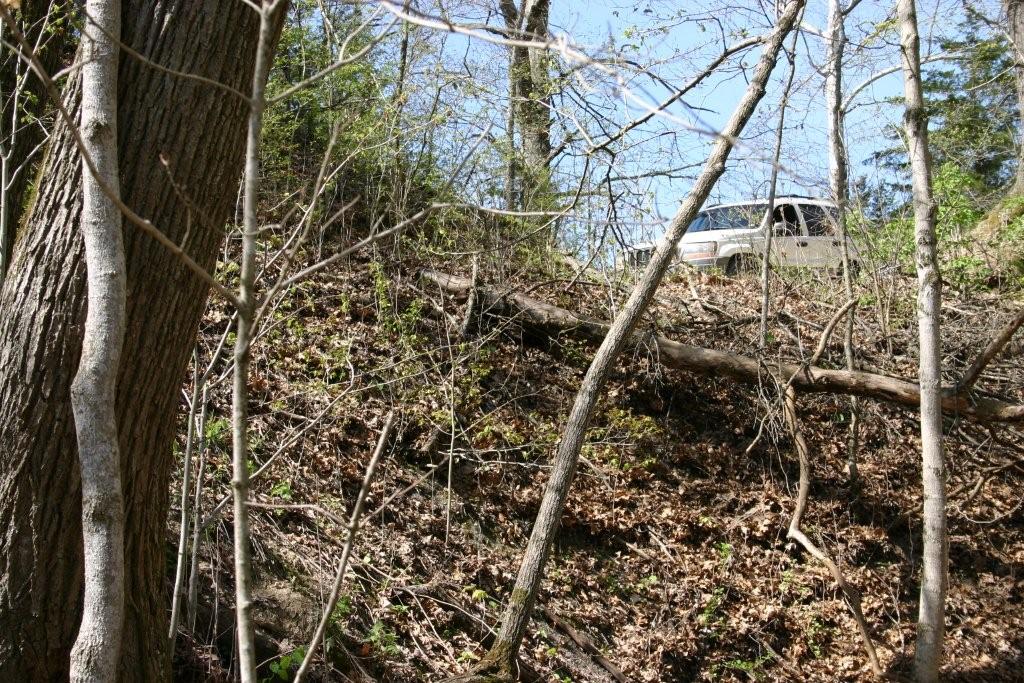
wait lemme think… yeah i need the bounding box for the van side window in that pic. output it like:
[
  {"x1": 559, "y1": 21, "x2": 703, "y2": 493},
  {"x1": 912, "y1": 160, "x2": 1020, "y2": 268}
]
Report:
[
  {"x1": 705, "y1": 204, "x2": 767, "y2": 230},
  {"x1": 802, "y1": 205, "x2": 837, "y2": 236},
  {"x1": 772, "y1": 204, "x2": 800, "y2": 236}
]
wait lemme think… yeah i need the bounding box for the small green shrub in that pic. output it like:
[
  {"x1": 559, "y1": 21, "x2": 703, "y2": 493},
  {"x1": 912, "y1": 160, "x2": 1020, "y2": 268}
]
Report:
[
  {"x1": 365, "y1": 621, "x2": 399, "y2": 659},
  {"x1": 265, "y1": 647, "x2": 306, "y2": 682}
]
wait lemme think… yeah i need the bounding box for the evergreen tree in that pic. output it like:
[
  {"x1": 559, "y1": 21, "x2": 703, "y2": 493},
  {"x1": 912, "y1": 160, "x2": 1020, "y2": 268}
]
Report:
[{"x1": 866, "y1": 17, "x2": 1018, "y2": 208}]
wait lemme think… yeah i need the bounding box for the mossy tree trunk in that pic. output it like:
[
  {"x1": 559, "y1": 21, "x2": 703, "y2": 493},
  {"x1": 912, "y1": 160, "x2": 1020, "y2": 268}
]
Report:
[{"x1": 0, "y1": 1, "x2": 73, "y2": 282}]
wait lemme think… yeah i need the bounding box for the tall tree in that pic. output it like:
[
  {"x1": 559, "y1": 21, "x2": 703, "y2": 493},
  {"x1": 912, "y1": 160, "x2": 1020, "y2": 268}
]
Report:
[
  {"x1": 870, "y1": 14, "x2": 1016, "y2": 198},
  {"x1": 898, "y1": 0, "x2": 948, "y2": 680},
  {"x1": 233, "y1": 3, "x2": 283, "y2": 679},
  {"x1": 1006, "y1": 0, "x2": 1024, "y2": 192},
  {"x1": 454, "y1": 2, "x2": 805, "y2": 679},
  {"x1": 825, "y1": 0, "x2": 862, "y2": 481},
  {"x1": 0, "y1": 2, "x2": 279, "y2": 680},
  {"x1": 500, "y1": 0, "x2": 552, "y2": 209}
]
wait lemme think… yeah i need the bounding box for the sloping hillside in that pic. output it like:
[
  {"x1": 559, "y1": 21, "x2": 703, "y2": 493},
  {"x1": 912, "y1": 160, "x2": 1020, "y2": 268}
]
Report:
[{"x1": 171, "y1": 251, "x2": 1024, "y2": 682}]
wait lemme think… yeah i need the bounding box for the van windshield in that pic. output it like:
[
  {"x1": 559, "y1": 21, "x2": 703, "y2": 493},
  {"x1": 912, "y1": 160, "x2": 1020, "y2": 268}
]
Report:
[{"x1": 688, "y1": 204, "x2": 767, "y2": 232}]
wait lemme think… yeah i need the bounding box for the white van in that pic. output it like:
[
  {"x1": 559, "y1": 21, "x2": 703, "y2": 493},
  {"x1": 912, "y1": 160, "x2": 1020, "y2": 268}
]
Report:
[{"x1": 624, "y1": 197, "x2": 857, "y2": 275}]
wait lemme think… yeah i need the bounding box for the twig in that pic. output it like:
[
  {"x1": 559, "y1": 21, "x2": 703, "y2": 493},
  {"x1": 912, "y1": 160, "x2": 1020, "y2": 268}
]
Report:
[{"x1": 169, "y1": 355, "x2": 202, "y2": 640}]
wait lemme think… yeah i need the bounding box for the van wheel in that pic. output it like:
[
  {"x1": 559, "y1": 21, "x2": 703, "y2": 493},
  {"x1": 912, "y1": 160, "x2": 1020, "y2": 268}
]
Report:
[{"x1": 725, "y1": 254, "x2": 753, "y2": 276}]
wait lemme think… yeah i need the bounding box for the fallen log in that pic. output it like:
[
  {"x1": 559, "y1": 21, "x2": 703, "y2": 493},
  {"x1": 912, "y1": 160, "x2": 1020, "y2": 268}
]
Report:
[{"x1": 421, "y1": 270, "x2": 1024, "y2": 424}]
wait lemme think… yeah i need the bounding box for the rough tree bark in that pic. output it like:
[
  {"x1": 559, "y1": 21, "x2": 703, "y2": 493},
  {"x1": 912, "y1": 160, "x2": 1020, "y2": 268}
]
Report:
[
  {"x1": 68, "y1": 0, "x2": 125, "y2": 680},
  {"x1": 898, "y1": 0, "x2": 948, "y2": 680},
  {"x1": 1005, "y1": 0, "x2": 1024, "y2": 193},
  {"x1": 825, "y1": 0, "x2": 862, "y2": 482},
  {"x1": 0, "y1": 2, "x2": 273, "y2": 680},
  {"x1": 453, "y1": 2, "x2": 805, "y2": 679}
]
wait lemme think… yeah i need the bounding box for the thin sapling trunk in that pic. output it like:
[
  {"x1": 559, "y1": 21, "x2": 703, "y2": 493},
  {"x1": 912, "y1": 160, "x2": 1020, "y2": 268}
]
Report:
[
  {"x1": 758, "y1": 24, "x2": 800, "y2": 346},
  {"x1": 69, "y1": 0, "x2": 125, "y2": 681},
  {"x1": 898, "y1": 0, "x2": 948, "y2": 679},
  {"x1": 826, "y1": 0, "x2": 862, "y2": 483},
  {"x1": 232, "y1": 2, "x2": 283, "y2": 680}
]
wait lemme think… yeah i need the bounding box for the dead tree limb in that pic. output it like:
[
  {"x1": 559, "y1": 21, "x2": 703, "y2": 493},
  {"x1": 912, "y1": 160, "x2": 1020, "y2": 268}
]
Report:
[
  {"x1": 782, "y1": 386, "x2": 884, "y2": 677},
  {"x1": 958, "y1": 307, "x2": 1024, "y2": 392},
  {"x1": 540, "y1": 607, "x2": 627, "y2": 683},
  {"x1": 422, "y1": 270, "x2": 1024, "y2": 424}
]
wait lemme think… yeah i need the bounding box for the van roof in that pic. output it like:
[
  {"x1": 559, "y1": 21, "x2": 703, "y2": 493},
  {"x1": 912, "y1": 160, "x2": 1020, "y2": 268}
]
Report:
[{"x1": 705, "y1": 197, "x2": 837, "y2": 210}]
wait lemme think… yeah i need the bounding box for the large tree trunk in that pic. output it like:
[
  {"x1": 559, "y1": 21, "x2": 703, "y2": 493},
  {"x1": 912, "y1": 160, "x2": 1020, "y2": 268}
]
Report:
[
  {"x1": 898, "y1": 1, "x2": 948, "y2": 680},
  {"x1": 1006, "y1": 0, "x2": 1024, "y2": 193},
  {"x1": 0, "y1": 2, "x2": 270, "y2": 680}
]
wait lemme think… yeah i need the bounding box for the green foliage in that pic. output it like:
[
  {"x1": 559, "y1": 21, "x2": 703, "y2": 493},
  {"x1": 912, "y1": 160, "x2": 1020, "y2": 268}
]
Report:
[
  {"x1": 270, "y1": 478, "x2": 293, "y2": 501},
  {"x1": 264, "y1": 2, "x2": 384, "y2": 200},
  {"x1": 806, "y1": 615, "x2": 833, "y2": 659},
  {"x1": 698, "y1": 586, "x2": 727, "y2": 634},
  {"x1": 364, "y1": 621, "x2": 400, "y2": 659},
  {"x1": 632, "y1": 573, "x2": 660, "y2": 593},
  {"x1": 868, "y1": 17, "x2": 1018, "y2": 198},
  {"x1": 712, "y1": 654, "x2": 771, "y2": 680},
  {"x1": 925, "y1": 33, "x2": 1018, "y2": 191},
  {"x1": 264, "y1": 647, "x2": 306, "y2": 682},
  {"x1": 716, "y1": 542, "x2": 733, "y2": 564},
  {"x1": 586, "y1": 407, "x2": 662, "y2": 472},
  {"x1": 866, "y1": 163, "x2": 1006, "y2": 291},
  {"x1": 204, "y1": 417, "x2": 231, "y2": 451},
  {"x1": 978, "y1": 194, "x2": 1024, "y2": 285},
  {"x1": 261, "y1": 0, "x2": 447, "y2": 246},
  {"x1": 932, "y1": 163, "x2": 993, "y2": 291},
  {"x1": 368, "y1": 260, "x2": 424, "y2": 348},
  {"x1": 468, "y1": 586, "x2": 489, "y2": 603},
  {"x1": 331, "y1": 595, "x2": 352, "y2": 622}
]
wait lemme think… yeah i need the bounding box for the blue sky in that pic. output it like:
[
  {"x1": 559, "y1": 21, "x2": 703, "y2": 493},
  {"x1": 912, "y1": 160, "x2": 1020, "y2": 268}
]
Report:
[
  {"x1": 542, "y1": 1, "x2": 970, "y2": 228},
  {"x1": 409, "y1": 0, "x2": 987, "y2": 246}
]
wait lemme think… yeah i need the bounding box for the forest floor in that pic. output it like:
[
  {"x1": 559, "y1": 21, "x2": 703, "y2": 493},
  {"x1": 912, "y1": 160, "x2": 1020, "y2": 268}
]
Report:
[{"x1": 172, "y1": 248, "x2": 1024, "y2": 682}]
